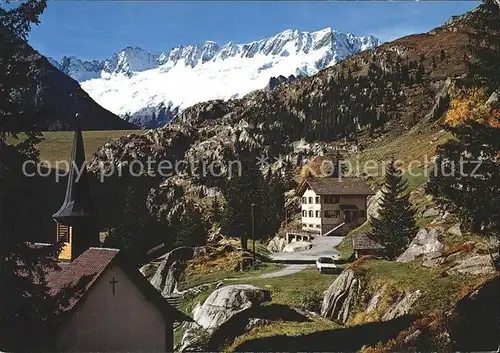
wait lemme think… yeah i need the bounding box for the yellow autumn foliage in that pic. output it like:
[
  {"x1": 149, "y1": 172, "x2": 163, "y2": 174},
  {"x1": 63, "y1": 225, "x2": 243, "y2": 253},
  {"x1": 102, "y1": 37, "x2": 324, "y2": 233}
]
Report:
[{"x1": 444, "y1": 87, "x2": 499, "y2": 127}]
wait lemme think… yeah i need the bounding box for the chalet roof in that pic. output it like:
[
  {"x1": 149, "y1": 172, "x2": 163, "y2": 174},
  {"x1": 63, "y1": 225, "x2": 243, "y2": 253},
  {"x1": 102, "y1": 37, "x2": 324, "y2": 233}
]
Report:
[
  {"x1": 298, "y1": 177, "x2": 375, "y2": 196},
  {"x1": 352, "y1": 234, "x2": 384, "y2": 250},
  {"x1": 47, "y1": 247, "x2": 192, "y2": 323}
]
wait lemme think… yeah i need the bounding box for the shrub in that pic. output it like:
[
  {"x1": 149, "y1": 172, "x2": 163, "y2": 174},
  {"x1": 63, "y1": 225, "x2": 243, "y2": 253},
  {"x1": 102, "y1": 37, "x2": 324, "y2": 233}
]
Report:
[{"x1": 298, "y1": 289, "x2": 323, "y2": 313}]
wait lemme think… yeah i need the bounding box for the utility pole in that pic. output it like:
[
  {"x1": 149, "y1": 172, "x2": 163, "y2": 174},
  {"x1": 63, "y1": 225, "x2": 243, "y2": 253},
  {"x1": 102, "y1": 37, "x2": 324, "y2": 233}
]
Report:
[
  {"x1": 251, "y1": 203, "x2": 256, "y2": 268},
  {"x1": 285, "y1": 204, "x2": 288, "y2": 232}
]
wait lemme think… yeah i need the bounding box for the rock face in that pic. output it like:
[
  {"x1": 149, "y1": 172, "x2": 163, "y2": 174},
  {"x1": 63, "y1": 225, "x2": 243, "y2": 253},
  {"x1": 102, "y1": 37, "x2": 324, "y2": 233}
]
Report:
[
  {"x1": 283, "y1": 241, "x2": 312, "y2": 252},
  {"x1": 321, "y1": 269, "x2": 362, "y2": 323},
  {"x1": 267, "y1": 236, "x2": 287, "y2": 252},
  {"x1": 149, "y1": 246, "x2": 194, "y2": 295},
  {"x1": 397, "y1": 228, "x2": 444, "y2": 263}
]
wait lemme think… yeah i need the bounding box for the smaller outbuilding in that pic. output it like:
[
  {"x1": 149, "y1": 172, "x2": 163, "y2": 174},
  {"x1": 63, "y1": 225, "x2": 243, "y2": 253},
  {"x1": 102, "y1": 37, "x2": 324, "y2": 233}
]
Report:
[{"x1": 352, "y1": 233, "x2": 385, "y2": 258}]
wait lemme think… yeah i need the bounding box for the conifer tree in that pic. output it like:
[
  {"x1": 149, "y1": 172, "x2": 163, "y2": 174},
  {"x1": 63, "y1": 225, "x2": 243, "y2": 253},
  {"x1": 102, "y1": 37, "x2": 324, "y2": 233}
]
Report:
[
  {"x1": 467, "y1": 0, "x2": 500, "y2": 89},
  {"x1": 221, "y1": 158, "x2": 262, "y2": 249},
  {"x1": 0, "y1": 1, "x2": 70, "y2": 350},
  {"x1": 103, "y1": 186, "x2": 156, "y2": 265},
  {"x1": 369, "y1": 161, "x2": 418, "y2": 259},
  {"x1": 427, "y1": 120, "x2": 500, "y2": 234},
  {"x1": 211, "y1": 196, "x2": 222, "y2": 225},
  {"x1": 468, "y1": 0, "x2": 500, "y2": 89}
]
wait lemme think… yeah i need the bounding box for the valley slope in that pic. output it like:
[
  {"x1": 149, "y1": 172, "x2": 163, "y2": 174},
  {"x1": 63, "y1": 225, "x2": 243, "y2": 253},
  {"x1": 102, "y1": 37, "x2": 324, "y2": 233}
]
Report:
[{"x1": 3, "y1": 34, "x2": 137, "y2": 131}]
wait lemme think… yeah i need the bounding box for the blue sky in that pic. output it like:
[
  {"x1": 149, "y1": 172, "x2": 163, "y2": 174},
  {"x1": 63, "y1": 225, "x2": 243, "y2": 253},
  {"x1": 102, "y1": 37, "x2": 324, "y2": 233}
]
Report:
[{"x1": 27, "y1": 1, "x2": 479, "y2": 61}]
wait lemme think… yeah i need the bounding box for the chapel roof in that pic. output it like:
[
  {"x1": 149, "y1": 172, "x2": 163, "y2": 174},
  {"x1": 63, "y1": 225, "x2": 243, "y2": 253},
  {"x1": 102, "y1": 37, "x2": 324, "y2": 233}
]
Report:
[{"x1": 52, "y1": 114, "x2": 95, "y2": 224}]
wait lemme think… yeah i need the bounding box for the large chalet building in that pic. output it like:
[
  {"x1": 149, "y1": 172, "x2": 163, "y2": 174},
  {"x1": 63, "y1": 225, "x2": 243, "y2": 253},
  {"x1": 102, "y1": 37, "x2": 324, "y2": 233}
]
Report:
[{"x1": 297, "y1": 177, "x2": 375, "y2": 237}]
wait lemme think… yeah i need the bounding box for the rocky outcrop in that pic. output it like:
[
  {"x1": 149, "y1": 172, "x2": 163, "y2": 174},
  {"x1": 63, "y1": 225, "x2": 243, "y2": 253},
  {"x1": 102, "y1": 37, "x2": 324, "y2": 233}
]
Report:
[
  {"x1": 267, "y1": 236, "x2": 287, "y2": 252},
  {"x1": 265, "y1": 75, "x2": 297, "y2": 91},
  {"x1": 321, "y1": 269, "x2": 362, "y2": 323},
  {"x1": 382, "y1": 290, "x2": 422, "y2": 321},
  {"x1": 322, "y1": 267, "x2": 426, "y2": 324},
  {"x1": 88, "y1": 124, "x2": 197, "y2": 173},
  {"x1": 397, "y1": 228, "x2": 444, "y2": 263},
  {"x1": 446, "y1": 254, "x2": 497, "y2": 276},
  {"x1": 283, "y1": 241, "x2": 312, "y2": 252}
]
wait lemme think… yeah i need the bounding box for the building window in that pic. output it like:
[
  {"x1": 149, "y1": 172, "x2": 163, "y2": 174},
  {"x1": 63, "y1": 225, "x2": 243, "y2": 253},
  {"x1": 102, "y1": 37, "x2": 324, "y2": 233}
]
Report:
[
  {"x1": 315, "y1": 196, "x2": 320, "y2": 204},
  {"x1": 323, "y1": 195, "x2": 340, "y2": 204},
  {"x1": 302, "y1": 197, "x2": 307, "y2": 204},
  {"x1": 308, "y1": 197, "x2": 313, "y2": 204},
  {"x1": 309, "y1": 224, "x2": 314, "y2": 228},
  {"x1": 324, "y1": 210, "x2": 341, "y2": 218},
  {"x1": 302, "y1": 210, "x2": 307, "y2": 217},
  {"x1": 315, "y1": 210, "x2": 320, "y2": 218},
  {"x1": 308, "y1": 210, "x2": 313, "y2": 217},
  {"x1": 316, "y1": 224, "x2": 321, "y2": 228}
]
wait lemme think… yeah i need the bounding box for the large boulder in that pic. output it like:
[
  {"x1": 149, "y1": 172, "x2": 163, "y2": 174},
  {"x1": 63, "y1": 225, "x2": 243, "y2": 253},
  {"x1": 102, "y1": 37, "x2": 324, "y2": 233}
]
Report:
[
  {"x1": 208, "y1": 304, "x2": 309, "y2": 350},
  {"x1": 486, "y1": 90, "x2": 499, "y2": 108},
  {"x1": 178, "y1": 284, "x2": 271, "y2": 352},
  {"x1": 321, "y1": 269, "x2": 362, "y2": 323},
  {"x1": 447, "y1": 224, "x2": 462, "y2": 237},
  {"x1": 423, "y1": 207, "x2": 440, "y2": 218},
  {"x1": 397, "y1": 228, "x2": 444, "y2": 263},
  {"x1": 193, "y1": 284, "x2": 271, "y2": 330},
  {"x1": 267, "y1": 236, "x2": 287, "y2": 253},
  {"x1": 283, "y1": 241, "x2": 312, "y2": 252}
]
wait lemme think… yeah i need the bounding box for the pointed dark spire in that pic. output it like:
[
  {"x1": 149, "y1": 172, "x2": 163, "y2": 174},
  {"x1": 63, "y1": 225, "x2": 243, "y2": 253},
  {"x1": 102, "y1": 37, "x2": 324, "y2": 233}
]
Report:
[{"x1": 52, "y1": 113, "x2": 95, "y2": 223}]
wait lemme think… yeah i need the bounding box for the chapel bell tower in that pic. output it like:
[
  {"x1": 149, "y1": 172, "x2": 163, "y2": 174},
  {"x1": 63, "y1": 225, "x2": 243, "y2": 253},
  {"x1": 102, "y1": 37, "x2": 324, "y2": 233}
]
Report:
[{"x1": 52, "y1": 114, "x2": 99, "y2": 261}]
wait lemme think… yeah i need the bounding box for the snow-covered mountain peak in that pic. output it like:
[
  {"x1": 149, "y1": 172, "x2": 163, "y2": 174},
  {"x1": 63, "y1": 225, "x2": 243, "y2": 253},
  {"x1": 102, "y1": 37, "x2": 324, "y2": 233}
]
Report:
[
  {"x1": 103, "y1": 46, "x2": 158, "y2": 75},
  {"x1": 51, "y1": 27, "x2": 379, "y2": 128}
]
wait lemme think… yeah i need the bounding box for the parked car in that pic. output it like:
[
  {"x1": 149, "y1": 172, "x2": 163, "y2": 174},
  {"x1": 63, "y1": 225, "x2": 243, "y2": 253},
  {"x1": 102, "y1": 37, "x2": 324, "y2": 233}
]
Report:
[{"x1": 316, "y1": 256, "x2": 337, "y2": 273}]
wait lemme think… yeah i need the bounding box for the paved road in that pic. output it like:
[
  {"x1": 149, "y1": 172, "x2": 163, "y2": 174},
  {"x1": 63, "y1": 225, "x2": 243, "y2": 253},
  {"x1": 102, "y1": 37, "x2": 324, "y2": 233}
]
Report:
[
  {"x1": 258, "y1": 264, "x2": 311, "y2": 278},
  {"x1": 269, "y1": 235, "x2": 344, "y2": 261}
]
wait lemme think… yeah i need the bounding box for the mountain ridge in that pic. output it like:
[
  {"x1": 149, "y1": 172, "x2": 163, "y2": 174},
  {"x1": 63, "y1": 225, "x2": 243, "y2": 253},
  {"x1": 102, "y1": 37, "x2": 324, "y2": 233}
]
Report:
[{"x1": 49, "y1": 27, "x2": 379, "y2": 128}]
